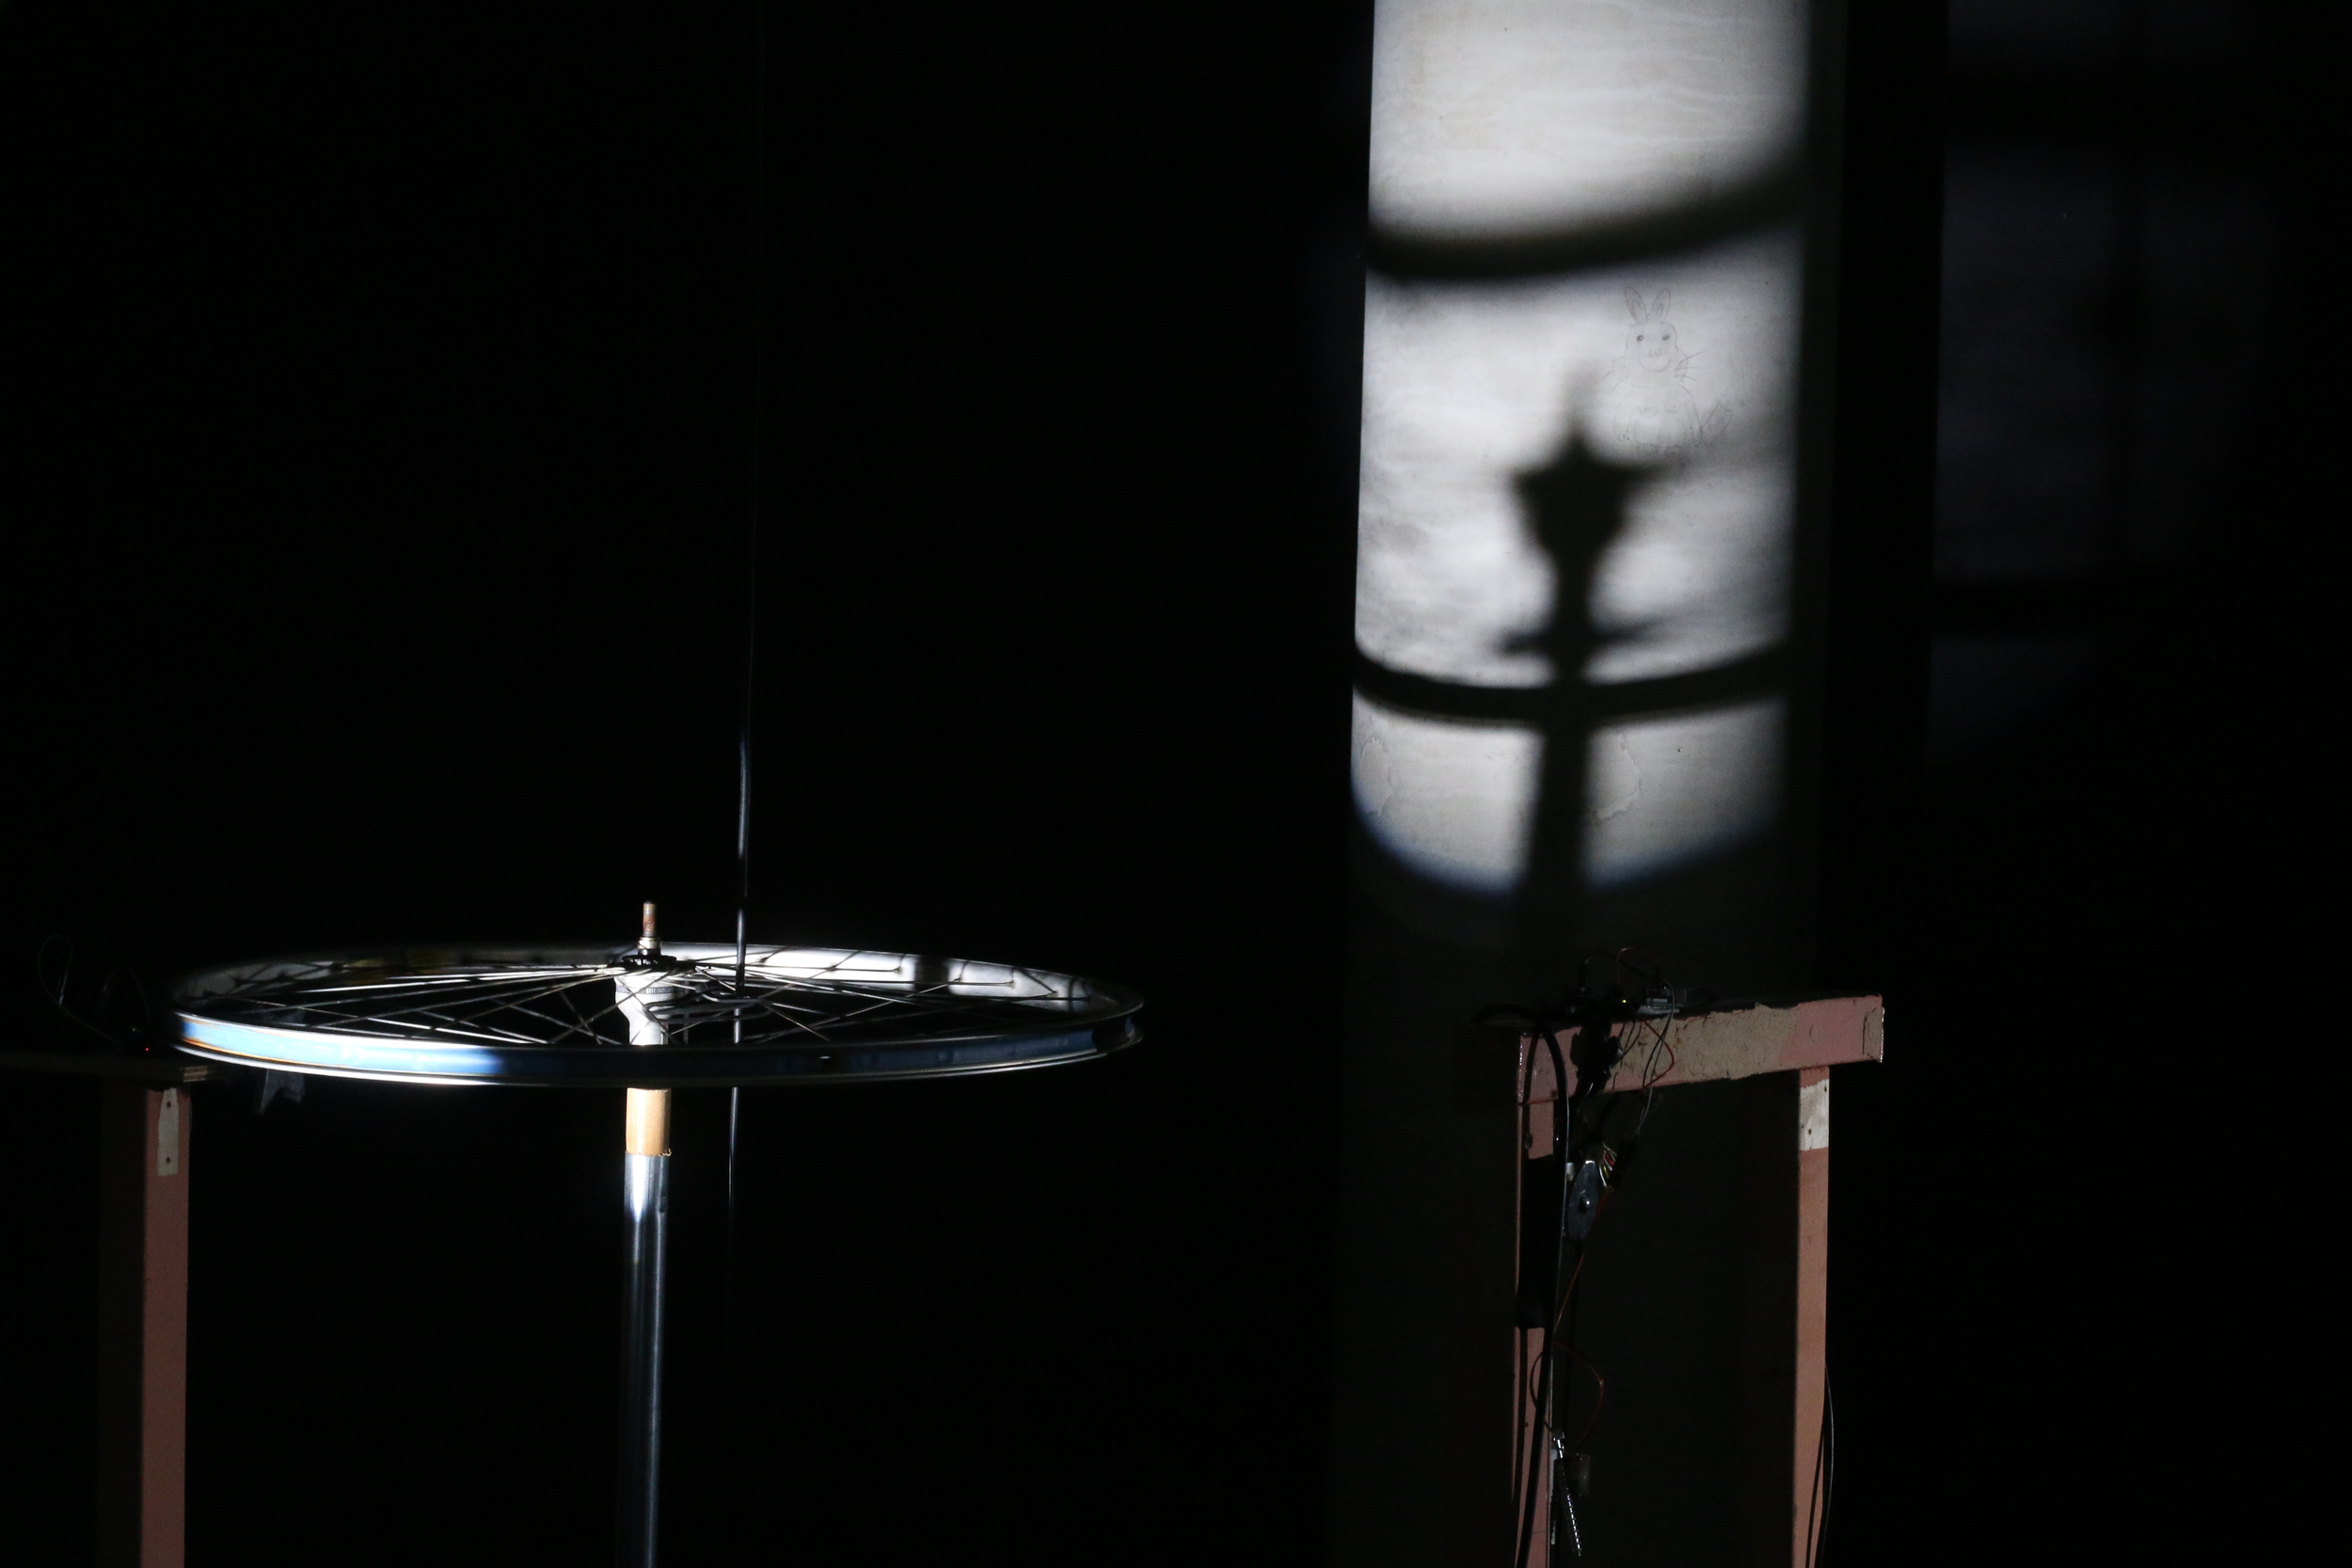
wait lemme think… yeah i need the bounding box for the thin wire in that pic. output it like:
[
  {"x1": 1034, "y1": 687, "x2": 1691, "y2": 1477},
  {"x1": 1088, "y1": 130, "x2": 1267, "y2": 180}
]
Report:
[
  {"x1": 1509, "y1": 1022, "x2": 1546, "y2": 1568},
  {"x1": 1559, "y1": 1341, "x2": 1606, "y2": 1450},
  {"x1": 1804, "y1": 1374, "x2": 1835, "y2": 1568},
  {"x1": 1513, "y1": 1358, "x2": 1544, "y2": 1568},
  {"x1": 1632, "y1": 1016, "x2": 1676, "y2": 1136},
  {"x1": 1515, "y1": 1036, "x2": 1564, "y2": 1568},
  {"x1": 728, "y1": 0, "x2": 769, "y2": 1212},
  {"x1": 1517, "y1": 1209, "x2": 1607, "y2": 1568},
  {"x1": 1509, "y1": 1030, "x2": 1538, "y2": 1491},
  {"x1": 723, "y1": 4, "x2": 769, "y2": 1544},
  {"x1": 1549, "y1": 1203, "x2": 1609, "y2": 1446},
  {"x1": 1511, "y1": 1320, "x2": 1529, "y2": 1509},
  {"x1": 726, "y1": 1086, "x2": 741, "y2": 1214}
]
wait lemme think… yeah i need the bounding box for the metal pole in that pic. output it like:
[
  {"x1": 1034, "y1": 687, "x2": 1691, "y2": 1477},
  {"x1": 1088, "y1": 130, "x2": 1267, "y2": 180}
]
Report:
[
  {"x1": 619, "y1": 1088, "x2": 671, "y2": 1568},
  {"x1": 616, "y1": 902, "x2": 674, "y2": 1568}
]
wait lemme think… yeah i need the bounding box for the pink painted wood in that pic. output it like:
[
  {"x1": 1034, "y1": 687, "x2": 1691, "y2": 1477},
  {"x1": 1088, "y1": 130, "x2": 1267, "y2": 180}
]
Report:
[
  {"x1": 97, "y1": 1079, "x2": 190, "y2": 1568},
  {"x1": 1795, "y1": 1066, "x2": 1830, "y2": 1568},
  {"x1": 1511, "y1": 997, "x2": 1876, "y2": 1568},
  {"x1": 1518, "y1": 994, "x2": 1883, "y2": 1102}
]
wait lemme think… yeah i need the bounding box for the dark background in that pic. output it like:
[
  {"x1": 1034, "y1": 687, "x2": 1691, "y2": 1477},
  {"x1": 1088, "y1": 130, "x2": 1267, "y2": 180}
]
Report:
[
  {"x1": 6, "y1": 4, "x2": 1364, "y2": 1563},
  {"x1": 0, "y1": 2, "x2": 2318, "y2": 1564}
]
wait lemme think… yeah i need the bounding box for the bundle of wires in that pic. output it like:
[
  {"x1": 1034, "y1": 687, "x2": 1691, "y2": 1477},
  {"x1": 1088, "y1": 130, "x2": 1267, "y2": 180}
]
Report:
[{"x1": 1483, "y1": 948, "x2": 1686, "y2": 1566}]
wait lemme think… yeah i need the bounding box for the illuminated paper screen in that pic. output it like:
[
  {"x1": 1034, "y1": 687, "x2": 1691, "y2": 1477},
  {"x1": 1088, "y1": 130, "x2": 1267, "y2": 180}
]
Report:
[{"x1": 1354, "y1": 0, "x2": 1808, "y2": 909}]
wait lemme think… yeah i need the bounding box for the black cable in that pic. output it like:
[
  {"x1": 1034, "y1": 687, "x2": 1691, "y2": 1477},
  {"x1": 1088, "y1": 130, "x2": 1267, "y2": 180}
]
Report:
[
  {"x1": 1631, "y1": 1016, "x2": 1674, "y2": 1137},
  {"x1": 1513, "y1": 1348, "x2": 1547, "y2": 1568},
  {"x1": 1509, "y1": 1307, "x2": 1529, "y2": 1508},
  {"x1": 37, "y1": 935, "x2": 160, "y2": 1053},
  {"x1": 723, "y1": 6, "x2": 769, "y2": 1552},
  {"x1": 1515, "y1": 1026, "x2": 1571, "y2": 1568},
  {"x1": 1515, "y1": 1009, "x2": 1610, "y2": 1567},
  {"x1": 1496, "y1": 955, "x2": 1702, "y2": 1564},
  {"x1": 1515, "y1": 1029, "x2": 1552, "y2": 1504},
  {"x1": 1822, "y1": 1379, "x2": 1836, "y2": 1561},
  {"x1": 1804, "y1": 1375, "x2": 1836, "y2": 1568},
  {"x1": 726, "y1": 0, "x2": 769, "y2": 1221},
  {"x1": 1542, "y1": 1029, "x2": 1569, "y2": 1157}
]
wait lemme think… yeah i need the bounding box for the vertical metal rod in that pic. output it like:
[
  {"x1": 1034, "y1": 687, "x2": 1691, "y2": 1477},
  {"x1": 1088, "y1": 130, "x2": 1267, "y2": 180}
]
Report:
[
  {"x1": 731, "y1": 34, "x2": 763, "y2": 1202},
  {"x1": 725, "y1": 9, "x2": 770, "y2": 1528},
  {"x1": 730, "y1": 729, "x2": 749, "y2": 1218},
  {"x1": 616, "y1": 906, "x2": 674, "y2": 1568},
  {"x1": 727, "y1": 1088, "x2": 740, "y2": 1203},
  {"x1": 734, "y1": 0, "x2": 766, "y2": 1010},
  {"x1": 729, "y1": 0, "x2": 764, "y2": 1260},
  {"x1": 619, "y1": 1089, "x2": 673, "y2": 1568}
]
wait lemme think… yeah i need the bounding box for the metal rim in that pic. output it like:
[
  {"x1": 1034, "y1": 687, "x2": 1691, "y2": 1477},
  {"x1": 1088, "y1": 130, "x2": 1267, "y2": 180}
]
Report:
[{"x1": 171, "y1": 943, "x2": 1143, "y2": 1087}]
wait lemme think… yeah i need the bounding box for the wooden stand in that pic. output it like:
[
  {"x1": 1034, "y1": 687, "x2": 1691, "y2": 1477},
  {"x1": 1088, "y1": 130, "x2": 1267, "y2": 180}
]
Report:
[
  {"x1": 2, "y1": 1050, "x2": 208, "y2": 1568},
  {"x1": 98, "y1": 1078, "x2": 191, "y2": 1568},
  {"x1": 1456, "y1": 996, "x2": 1880, "y2": 1567}
]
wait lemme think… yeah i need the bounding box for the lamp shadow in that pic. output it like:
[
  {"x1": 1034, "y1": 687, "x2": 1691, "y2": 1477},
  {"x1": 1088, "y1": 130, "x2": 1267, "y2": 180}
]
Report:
[{"x1": 1350, "y1": 425, "x2": 1793, "y2": 986}]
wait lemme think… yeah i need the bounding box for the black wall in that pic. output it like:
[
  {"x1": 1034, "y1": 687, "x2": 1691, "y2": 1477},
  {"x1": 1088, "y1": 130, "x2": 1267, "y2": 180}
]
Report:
[
  {"x1": 5, "y1": 3, "x2": 1364, "y2": 1562},
  {"x1": 2, "y1": 2, "x2": 2316, "y2": 1564},
  {"x1": 1821, "y1": 3, "x2": 2319, "y2": 1563}
]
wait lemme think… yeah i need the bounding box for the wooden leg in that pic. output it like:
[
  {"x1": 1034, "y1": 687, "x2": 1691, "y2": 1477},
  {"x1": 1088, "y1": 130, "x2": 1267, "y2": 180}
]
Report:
[
  {"x1": 98, "y1": 1081, "x2": 189, "y2": 1568},
  {"x1": 1793, "y1": 1068, "x2": 1829, "y2": 1568}
]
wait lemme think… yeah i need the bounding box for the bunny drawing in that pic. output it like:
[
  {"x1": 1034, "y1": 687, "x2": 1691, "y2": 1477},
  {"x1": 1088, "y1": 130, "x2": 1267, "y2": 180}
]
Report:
[{"x1": 1596, "y1": 287, "x2": 1730, "y2": 462}]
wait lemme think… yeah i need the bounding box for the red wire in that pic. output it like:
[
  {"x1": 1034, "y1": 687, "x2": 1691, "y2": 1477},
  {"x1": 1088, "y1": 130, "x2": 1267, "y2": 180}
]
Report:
[{"x1": 1548, "y1": 1190, "x2": 1612, "y2": 1448}]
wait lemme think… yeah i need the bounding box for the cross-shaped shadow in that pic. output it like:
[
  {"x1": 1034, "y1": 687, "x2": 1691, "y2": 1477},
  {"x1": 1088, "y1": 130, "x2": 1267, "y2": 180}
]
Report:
[{"x1": 1352, "y1": 426, "x2": 1788, "y2": 961}]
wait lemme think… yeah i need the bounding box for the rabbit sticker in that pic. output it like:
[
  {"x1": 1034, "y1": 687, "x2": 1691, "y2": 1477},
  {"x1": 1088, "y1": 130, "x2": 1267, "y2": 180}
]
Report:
[{"x1": 1596, "y1": 287, "x2": 1731, "y2": 462}]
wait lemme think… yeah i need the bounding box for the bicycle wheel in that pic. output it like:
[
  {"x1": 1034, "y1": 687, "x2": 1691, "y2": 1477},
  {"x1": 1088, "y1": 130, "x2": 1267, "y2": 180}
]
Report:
[{"x1": 172, "y1": 942, "x2": 1143, "y2": 1086}]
